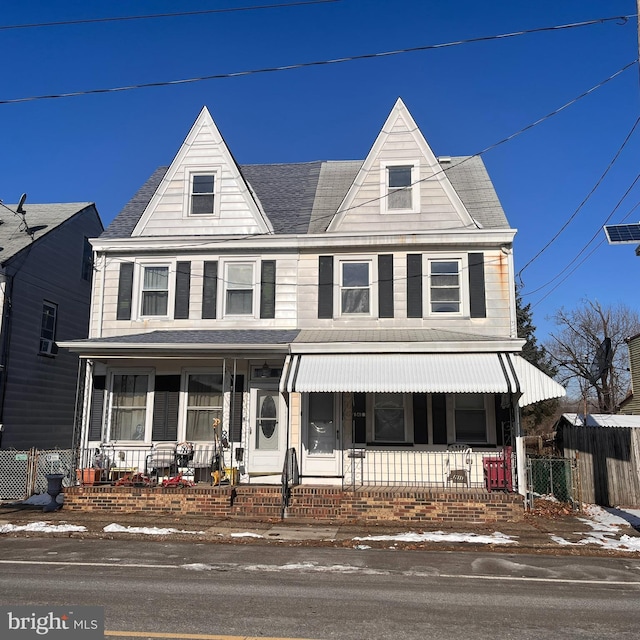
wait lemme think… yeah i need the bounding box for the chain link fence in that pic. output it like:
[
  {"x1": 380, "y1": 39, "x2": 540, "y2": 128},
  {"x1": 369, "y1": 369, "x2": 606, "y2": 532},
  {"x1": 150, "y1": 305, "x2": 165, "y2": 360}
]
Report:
[
  {"x1": 0, "y1": 449, "x2": 74, "y2": 500},
  {"x1": 526, "y1": 456, "x2": 581, "y2": 510}
]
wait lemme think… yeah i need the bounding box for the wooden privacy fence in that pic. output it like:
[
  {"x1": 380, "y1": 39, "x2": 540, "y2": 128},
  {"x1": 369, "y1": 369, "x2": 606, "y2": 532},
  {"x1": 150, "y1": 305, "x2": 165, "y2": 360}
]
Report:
[{"x1": 559, "y1": 425, "x2": 640, "y2": 507}]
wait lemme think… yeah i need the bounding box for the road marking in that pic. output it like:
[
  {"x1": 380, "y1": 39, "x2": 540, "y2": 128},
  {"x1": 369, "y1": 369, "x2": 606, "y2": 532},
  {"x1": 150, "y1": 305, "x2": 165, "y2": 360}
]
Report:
[
  {"x1": 0, "y1": 559, "x2": 639, "y2": 586},
  {"x1": 104, "y1": 632, "x2": 319, "y2": 640},
  {"x1": 439, "y1": 573, "x2": 640, "y2": 586}
]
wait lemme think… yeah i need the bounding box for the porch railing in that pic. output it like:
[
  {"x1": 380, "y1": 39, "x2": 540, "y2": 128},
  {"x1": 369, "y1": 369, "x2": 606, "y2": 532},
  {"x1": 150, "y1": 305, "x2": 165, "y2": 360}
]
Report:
[
  {"x1": 77, "y1": 444, "x2": 237, "y2": 486},
  {"x1": 344, "y1": 447, "x2": 515, "y2": 491}
]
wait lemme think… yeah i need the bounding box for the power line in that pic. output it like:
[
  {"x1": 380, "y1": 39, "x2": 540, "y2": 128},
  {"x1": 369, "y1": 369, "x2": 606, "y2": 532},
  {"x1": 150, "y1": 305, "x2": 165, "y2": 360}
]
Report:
[
  {"x1": 0, "y1": 15, "x2": 632, "y2": 106},
  {"x1": 0, "y1": 1, "x2": 340, "y2": 31},
  {"x1": 517, "y1": 115, "x2": 640, "y2": 283},
  {"x1": 527, "y1": 179, "x2": 640, "y2": 307}
]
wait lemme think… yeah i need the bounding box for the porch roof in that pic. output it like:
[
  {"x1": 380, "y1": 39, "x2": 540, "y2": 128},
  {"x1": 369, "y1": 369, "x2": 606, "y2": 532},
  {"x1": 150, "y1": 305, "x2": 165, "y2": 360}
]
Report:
[{"x1": 282, "y1": 353, "x2": 565, "y2": 407}]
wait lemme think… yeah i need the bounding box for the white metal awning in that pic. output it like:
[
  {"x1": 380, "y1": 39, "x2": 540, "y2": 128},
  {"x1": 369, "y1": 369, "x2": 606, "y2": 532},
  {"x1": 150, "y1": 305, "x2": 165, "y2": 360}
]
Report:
[{"x1": 282, "y1": 353, "x2": 565, "y2": 407}]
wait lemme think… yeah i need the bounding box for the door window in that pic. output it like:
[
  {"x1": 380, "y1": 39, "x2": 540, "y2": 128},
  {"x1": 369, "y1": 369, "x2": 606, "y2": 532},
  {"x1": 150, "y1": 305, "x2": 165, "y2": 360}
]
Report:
[{"x1": 256, "y1": 391, "x2": 278, "y2": 450}]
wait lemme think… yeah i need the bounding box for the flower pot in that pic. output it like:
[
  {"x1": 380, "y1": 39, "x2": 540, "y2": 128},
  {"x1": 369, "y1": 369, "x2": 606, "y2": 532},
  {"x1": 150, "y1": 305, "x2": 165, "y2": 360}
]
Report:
[{"x1": 77, "y1": 468, "x2": 102, "y2": 485}]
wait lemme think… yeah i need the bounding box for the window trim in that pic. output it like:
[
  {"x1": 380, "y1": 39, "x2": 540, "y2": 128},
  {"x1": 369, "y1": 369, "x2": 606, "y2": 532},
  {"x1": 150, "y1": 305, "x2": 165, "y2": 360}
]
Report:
[
  {"x1": 39, "y1": 301, "x2": 58, "y2": 356},
  {"x1": 221, "y1": 259, "x2": 258, "y2": 318},
  {"x1": 138, "y1": 263, "x2": 172, "y2": 319},
  {"x1": 380, "y1": 160, "x2": 420, "y2": 214},
  {"x1": 366, "y1": 393, "x2": 413, "y2": 445},
  {"x1": 426, "y1": 256, "x2": 465, "y2": 317},
  {"x1": 106, "y1": 370, "x2": 153, "y2": 443},
  {"x1": 335, "y1": 257, "x2": 377, "y2": 318},
  {"x1": 181, "y1": 369, "x2": 224, "y2": 442},
  {"x1": 447, "y1": 393, "x2": 495, "y2": 445},
  {"x1": 183, "y1": 168, "x2": 221, "y2": 218}
]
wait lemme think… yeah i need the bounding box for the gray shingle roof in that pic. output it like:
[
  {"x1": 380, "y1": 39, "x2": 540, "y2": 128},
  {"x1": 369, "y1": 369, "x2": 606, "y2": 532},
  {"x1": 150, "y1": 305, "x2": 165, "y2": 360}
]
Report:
[
  {"x1": 101, "y1": 155, "x2": 510, "y2": 240},
  {"x1": 72, "y1": 329, "x2": 300, "y2": 345},
  {"x1": 295, "y1": 328, "x2": 507, "y2": 344},
  {"x1": 0, "y1": 202, "x2": 98, "y2": 264}
]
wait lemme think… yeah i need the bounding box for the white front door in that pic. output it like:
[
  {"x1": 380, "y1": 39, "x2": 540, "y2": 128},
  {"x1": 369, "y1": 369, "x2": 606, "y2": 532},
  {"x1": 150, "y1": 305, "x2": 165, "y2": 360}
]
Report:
[
  {"x1": 302, "y1": 393, "x2": 341, "y2": 479},
  {"x1": 249, "y1": 387, "x2": 286, "y2": 479}
]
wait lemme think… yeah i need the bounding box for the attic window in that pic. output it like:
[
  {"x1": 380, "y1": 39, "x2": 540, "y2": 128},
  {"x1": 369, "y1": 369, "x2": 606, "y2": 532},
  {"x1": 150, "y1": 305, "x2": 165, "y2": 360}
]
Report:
[
  {"x1": 388, "y1": 166, "x2": 413, "y2": 210},
  {"x1": 191, "y1": 174, "x2": 215, "y2": 215}
]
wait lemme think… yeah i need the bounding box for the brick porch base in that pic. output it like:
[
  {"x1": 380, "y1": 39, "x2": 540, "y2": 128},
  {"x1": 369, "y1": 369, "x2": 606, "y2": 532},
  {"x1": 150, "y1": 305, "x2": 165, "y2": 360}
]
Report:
[{"x1": 62, "y1": 484, "x2": 523, "y2": 524}]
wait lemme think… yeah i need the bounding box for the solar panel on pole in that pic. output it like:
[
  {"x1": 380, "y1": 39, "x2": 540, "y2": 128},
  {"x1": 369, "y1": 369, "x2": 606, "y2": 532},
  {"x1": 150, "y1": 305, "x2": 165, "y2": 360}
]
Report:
[{"x1": 603, "y1": 223, "x2": 640, "y2": 244}]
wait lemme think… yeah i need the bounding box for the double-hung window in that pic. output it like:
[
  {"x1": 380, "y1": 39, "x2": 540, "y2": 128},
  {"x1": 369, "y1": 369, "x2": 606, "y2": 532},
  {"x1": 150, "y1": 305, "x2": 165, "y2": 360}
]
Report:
[
  {"x1": 429, "y1": 260, "x2": 461, "y2": 313},
  {"x1": 225, "y1": 263, "x2": 254, "y2": 315},
  {"x1": 382, "y1": 161, "x2": 419, "y2": 213},
  {"x1": 39, "y1": 301, "x2": 57, "y2": 355},
  {"x1": 371, "y1": 393, "x2": 409, "y2": 443},
  {"x1": 110, "y1": 373, "x2": 149, "y2": 441},
  {"x1": 388, "y1": 165, "x2": 413, "y2": 210},
  {"x1": 141, "y1": 266, "x2": 169, "y2": 316},
  {"x1": 191, "y1": 174, "x2": 215, "y2": 215},
  {"x1": 340, "y1": 261, "x2": 370, "y2": 314},
  {"x1": 185, "y1": 373, "x2": 223, "y2": 441},
  {"x1": 454, "y1": 394, "x2": 487, "y2": 444}
]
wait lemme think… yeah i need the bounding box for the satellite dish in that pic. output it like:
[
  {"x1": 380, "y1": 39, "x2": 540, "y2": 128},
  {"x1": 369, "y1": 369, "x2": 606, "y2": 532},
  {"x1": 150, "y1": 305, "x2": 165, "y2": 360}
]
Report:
[
  {"x1": 588, "y1": 337, "x2": 612, "y2": 384},
  {"x1": 17, "y1": 193, "x2": 27, "y2": 214}
]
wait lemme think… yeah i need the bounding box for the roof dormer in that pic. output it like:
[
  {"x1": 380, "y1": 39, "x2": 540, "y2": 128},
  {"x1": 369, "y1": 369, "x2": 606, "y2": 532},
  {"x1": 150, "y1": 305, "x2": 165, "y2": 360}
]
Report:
[
  {"x1": 327, "y1": 98, "x2": 475, "y2": 233},
  {"x1": 132, "y1": 106, "x2": 272, "y2": 237}
]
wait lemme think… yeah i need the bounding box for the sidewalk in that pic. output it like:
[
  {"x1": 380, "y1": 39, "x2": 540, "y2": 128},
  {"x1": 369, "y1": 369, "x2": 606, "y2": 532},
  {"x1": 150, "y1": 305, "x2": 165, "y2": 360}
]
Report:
[{"x1": 1, "y1": 497, "x2": 639, "y2": 557}]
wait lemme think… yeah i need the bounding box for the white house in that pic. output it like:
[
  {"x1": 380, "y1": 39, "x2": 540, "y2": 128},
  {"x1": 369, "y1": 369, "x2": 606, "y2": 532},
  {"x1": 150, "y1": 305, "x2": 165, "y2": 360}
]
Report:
[{"x1": 62, "y1": 99, "x2": 564, "y2": 492}]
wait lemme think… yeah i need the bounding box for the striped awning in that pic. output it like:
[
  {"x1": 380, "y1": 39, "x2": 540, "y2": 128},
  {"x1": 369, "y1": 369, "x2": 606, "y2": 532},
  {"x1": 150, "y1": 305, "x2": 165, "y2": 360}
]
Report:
[{"x1": 282, "y1": 353, "x2": 564, "y2": 407}]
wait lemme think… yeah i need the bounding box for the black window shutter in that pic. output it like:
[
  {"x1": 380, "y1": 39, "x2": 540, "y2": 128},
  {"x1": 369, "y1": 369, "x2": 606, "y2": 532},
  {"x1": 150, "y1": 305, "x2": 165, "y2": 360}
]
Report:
[
  {"x1": 152, "y1": 375, "x2": 180, "y2": 441},
  {"x1": 229, "y1": 374, "x2": 244, "y2": 442},
  {"x1": 116, "y1": 262, "x2": 134, "y2": 320},
  {"x1": 352, "y1": 392, "x2": 367, "y2": 445},
  {"x1": 174, "y1": 262, "x2": 191, "y2": 319},
  {"x1": 202, "y1": 261, "x2": 218, "y2": 319},
  {"x1": 413, "y1": 393, "x2": 428, "y2": 444},
  {"x1": 318, "y1": 256, "x2": 334, "y2": 319},
  {"x1": 260, "y1": 261, "x2": 276, "y2": 319},
  {"x1": 406, "y1": 254, "x2": 423, "y2": 318},
  {"x1": 89, "y1": 376, "x2": 106, "y2": 441},
  {"x1": 432, "y1": 393, "x2": 447, "y2": 445},
  {"x1": 469, "y1": 252, "x2": 487, "y2": 318},
  {"x1": 378, "y1": 254, "x2": 394, "y2": 318}
]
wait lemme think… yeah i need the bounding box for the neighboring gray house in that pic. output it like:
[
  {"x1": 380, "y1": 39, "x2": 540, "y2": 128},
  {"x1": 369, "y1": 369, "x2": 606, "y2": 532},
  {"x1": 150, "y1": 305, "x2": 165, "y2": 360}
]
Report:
[
  {"x1": 62, "y1": 100, "x2": 564, "y2": 491},
  {"x1": 0, "y1": 201, "x2": 103, "y2": 449},
  {"x1": 619, "y1": 332, "x2": 640, "y2": 414}
]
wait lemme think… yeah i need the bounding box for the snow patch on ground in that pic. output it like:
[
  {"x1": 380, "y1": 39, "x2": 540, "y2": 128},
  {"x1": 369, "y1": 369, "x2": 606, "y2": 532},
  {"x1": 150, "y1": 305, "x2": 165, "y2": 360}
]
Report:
[
  {"x1": 352, "y1": 531, "x2": 517, "y2": 545},
  {"x1": 103, "y1": 523, "x2": 204, "y2": 536},
  {"x1": 0, "y1": 522, "x2": 86, "y2": 534}
]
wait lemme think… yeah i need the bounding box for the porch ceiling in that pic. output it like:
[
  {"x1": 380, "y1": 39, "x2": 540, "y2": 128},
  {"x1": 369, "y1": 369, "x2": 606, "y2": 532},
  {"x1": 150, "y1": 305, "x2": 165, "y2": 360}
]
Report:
[{"x1": 283, "y1": 353, "x2": 565, "y2": 407}]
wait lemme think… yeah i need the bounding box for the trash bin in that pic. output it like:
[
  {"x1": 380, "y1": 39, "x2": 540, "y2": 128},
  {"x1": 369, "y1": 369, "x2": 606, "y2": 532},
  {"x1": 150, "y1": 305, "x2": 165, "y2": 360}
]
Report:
[{"x1": 482, "y1": 447, "x2": 513, "y2": 491}]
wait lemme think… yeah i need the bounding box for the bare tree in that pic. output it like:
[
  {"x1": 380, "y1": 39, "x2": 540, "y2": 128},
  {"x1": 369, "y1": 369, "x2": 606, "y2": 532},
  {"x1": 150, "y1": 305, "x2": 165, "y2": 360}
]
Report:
[{"x1": 545, "y1": 300, "x2": 640, "y2": 413}]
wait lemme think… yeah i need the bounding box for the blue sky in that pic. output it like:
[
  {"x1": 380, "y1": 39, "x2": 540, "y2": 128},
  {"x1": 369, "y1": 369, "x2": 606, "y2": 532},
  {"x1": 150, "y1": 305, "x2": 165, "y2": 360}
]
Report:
[{"x1": 2, "y1": 0, "x2": 639, "y2": 343}]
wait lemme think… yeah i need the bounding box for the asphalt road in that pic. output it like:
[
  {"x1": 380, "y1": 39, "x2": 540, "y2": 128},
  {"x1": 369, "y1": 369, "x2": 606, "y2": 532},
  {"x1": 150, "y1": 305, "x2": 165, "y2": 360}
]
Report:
[{"x1": 0, "y1": 537, "x2": 638, "y2": 640}]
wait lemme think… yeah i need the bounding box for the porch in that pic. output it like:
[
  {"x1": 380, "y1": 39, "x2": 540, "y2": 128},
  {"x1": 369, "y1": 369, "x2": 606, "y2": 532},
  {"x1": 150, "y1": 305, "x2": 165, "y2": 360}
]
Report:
[{"x1": 76, "y1": 443, "x2": 515, "y2": 492}]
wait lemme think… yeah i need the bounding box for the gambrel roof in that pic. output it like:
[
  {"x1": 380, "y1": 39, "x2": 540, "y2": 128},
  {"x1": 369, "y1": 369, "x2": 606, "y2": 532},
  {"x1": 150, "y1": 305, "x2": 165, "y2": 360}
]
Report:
[{"x1": 101, "y1": 155, "x2": 508, "y2": 240}]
